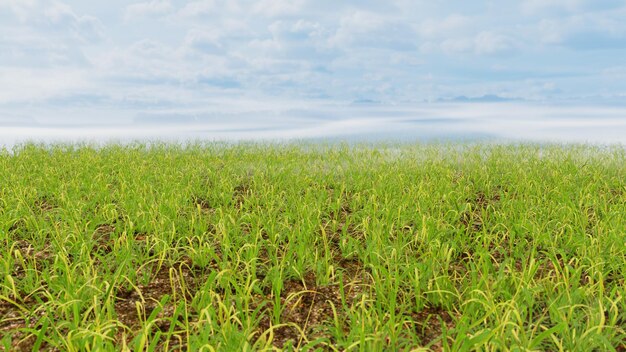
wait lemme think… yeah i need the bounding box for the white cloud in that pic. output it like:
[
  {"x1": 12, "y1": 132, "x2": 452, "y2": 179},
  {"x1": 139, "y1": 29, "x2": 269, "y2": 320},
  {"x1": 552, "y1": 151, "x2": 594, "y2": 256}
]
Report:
[
  {"x1": 522, "y1": 0, "x2": 625, "y2": 15},
  {"x1": 418, "y1": 14, "x2": 471, "y2": 39},
  {"x1": 0, "y1": 0, "x2": 37, "y2": 21},
  {"x1": 45, "y1": 2, "x2": 104, "y2": 42},
  {"x1": 252, "y1": 0, "x2": 306, "y2": 17},
  {"x1": 177, "y1": 0, "x2": 241, "y2": 18},
  {"x1": 522, "y1": 0, "x2": 580, "y2": 15},
  {"x1": 440, "y1": 38, "x2": 473, "y2": 54},
  {"x1": 531, "y1": 10, "x2": 626, "y2": 49},
  {"x1": 0, "y1": 0, "x2": 105, "y2": 79},
  {"x1": 328, "y1": 11, "x2": 416, "y2": 51},
  {"x1": 335, "y1": 11, "x2": 386, "y2": 37},
  {"x1": 1, "y1": 1, "x2": 104, "y2": 43},
  {"x1": 0, "y1": 67, "x2": 89, "y2": 104},
  {"x1": 4, "y1": 103, "x2": 626, "y2": 146},
  {"x1": 473, "y1": 31, "x2": 516, "y2": 55},
  {"x1": 435, "y1": 31, "x2": 517, "y2": 56},
  {"x1": 182, "y1": 28, "x2": 224, "y2": 55},
  {"x1": 124, "y1": 0, "x2": 173, "y2": 21},
  {"x1": 418, "y1": 14, "x2": 518, "y2": 56},
  {"x1": 602, "y1": 66, "x2": 626, "y2": 79},
  {"x1": 268, "y1": 20, "x2": 324, "y2": 42},
  {"x1": 537, "y1": 19, "x2": 566, "y2": 44},
  {"x1": 93, "y1": 39, "x2": 186, "y2": 80},
  {"x1": 1, "y1": 0, "x2": 626, "y2": 124}
]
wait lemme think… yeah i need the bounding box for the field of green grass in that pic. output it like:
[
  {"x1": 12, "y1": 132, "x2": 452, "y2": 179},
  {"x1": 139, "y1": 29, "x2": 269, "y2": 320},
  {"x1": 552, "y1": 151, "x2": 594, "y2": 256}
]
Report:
[{"x1": 0, "y1": 143, "x2": 625, "y2": 351}]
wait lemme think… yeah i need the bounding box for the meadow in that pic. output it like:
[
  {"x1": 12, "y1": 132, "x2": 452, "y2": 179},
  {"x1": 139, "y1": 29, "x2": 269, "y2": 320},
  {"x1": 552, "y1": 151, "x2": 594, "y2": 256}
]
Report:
[{"x1": 0, "y1": 142, "x2": 624, "y2": 351}]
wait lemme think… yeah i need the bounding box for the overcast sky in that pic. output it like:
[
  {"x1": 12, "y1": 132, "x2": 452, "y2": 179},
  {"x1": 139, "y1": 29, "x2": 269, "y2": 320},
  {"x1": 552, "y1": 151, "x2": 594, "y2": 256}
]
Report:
[{"x1": 1, "y1": 1, "x2": 626, "y2": 143}]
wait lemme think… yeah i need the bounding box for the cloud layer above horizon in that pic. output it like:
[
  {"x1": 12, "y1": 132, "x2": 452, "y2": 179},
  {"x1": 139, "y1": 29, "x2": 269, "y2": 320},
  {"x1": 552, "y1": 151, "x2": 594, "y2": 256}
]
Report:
[{"x1": 1, "y1": 0, "x2": 626, "y2": 126}]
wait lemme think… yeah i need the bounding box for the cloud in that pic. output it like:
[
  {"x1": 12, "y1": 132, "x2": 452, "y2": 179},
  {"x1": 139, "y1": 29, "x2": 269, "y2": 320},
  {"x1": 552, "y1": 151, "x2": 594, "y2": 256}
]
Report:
[
  {"x1": 1, "y1": 1, "x2": 104, "y2": 43},
  {"x1": 0, "y1": 67, "x2": 89, "y2": 104},
  {"x1": 537, "y1": 19, "x2": 566, "y2": 44},
  {"x1": 563, "y1": 30, "x2": 626, "y2": 50},
  {"x1": 252, "y1": 0, "x2": 306, "y2": 17},
  {"x1": 44, "y1": 2, "x2": 104, "y2": 42},
  {"x1": 418, "y1": 14, "x2": 471, "y2": 39},
  {"x1": 124, "y1": 0, "x2": 173, "y2": 21},
  {"x1": 473, "y1": 31, "x2": 516, "y2": 55},
  {"x1": 418, "y1": 14, "x2": 517, "y2": 56},
  {"x1": 602, "y1": 66, "x2": 626, "y2": 79},
  {"x1": 522, "y1": 0, "x2": 625, "y2": 15},
  {"x1": 533, "y1": 10, "x2": 626, "y2": 50},
  {"x1": 1, "y1": 0, "x2": 626, "y2": 120},
  {"x1": 329, "y1": 11, "x2": 416, "y2": 50},
  {"x1": 177, "y1": 0, "x2": 241, "y2": 19},
  {"x1": 182, "y1": 28, "x2": 224, "y2": 55},
  {"x1": 0, "y1": 0, "x2": 37, "y2": 21},
  {"x1": 433, "y1": 31, "x2": 517, "y2": 56},
  {"x1": 4, "y1": 103, "x2": 626, "y2": 146},
  {"x1": 439, "y1": 38, "x2": 473, "y2": 54},
  {"x1": 0, "y1": 0, "x2": 104, "y2": 73},
  {"x1": 0, "y1": 34, "x2": 88, "y2": 67},
  {"x1": 521, "y1": 0, "x2": 580, "y2": 15},
  {"x1": 93, "y1": 39, "x2": 189, "y2": 82}
]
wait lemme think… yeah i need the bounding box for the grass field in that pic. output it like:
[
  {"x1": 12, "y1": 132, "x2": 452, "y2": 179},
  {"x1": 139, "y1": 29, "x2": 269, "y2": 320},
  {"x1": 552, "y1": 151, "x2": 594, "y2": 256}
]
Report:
[{"x1": 0, "y1": 143, "x2": 625, "y2": 351}]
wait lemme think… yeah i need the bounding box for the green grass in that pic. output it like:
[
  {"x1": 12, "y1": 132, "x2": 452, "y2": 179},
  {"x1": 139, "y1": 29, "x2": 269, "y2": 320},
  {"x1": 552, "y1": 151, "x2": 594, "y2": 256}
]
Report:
[{"x1": 0, "y1": 142, "x2": 625, "y2": 351}]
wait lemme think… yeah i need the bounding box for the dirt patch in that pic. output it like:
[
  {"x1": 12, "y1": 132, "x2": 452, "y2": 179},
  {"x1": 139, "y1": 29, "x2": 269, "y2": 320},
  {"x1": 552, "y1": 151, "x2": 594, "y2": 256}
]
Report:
[
  {"x1": 0, "y1": 296, "x2": 49, "y2": 352},
  {"x1": 407, "y1": 306, "x2": 457, "y2": 351},
  {"x1": 232, "y1": 183, "x2": 252, "y2": 209},
  {"x1": 459, "y1": 190, "x2": 502, "y2": 234},
  {"x1": 240, "y1": 222, "x2": 253, "y2": 236},
  {"x1": 336, "y1": 256, "x2": 369, "y2": 280},
  {"x1": 451, "y1": 170, "x2": 464, "y2": 184},
  {"x1": 533, "y1": 253, "x2": 568, "y2": 281},
  {"x1": 132, "y1": 230, "x2": 148, "y2": 242},
  {"x1": 488, "y1": 235, "x2": 516, "y2": 266},
  {"x1": 322, "y1": 195, "x2": 364, "y2": 245},
  {"x1": 12, "y1": 240, "x2": 52, "y2": 261},
  {"x1": 8, "y1": 219, "x2": 27, "y2": 234},
  {"x1": 255, "y1": 271, "x2": 368, "y2": 349},
  {"x1": 33, "y1": 196, "x2": 57, "y2": 213},
  {"x1": 460, "y1": 211, "x2": 483, "y2": 233},
  {"x1": 10, "y1": 240, "x2": 54, "y2": 279},
  {"x1": 321, "y1": 222, "x2": 367, "y2": 281},
  {"x1": 191, "y1": 196, "x2": 214, "y2": 213},
  {"x1": 93, "y1": 224, "x2": 116, "y2": 254},
  {"x1": 601, "y1": 270, "x2": 624, "y2": 288},
  {"x1": 607, "y1": 187, "x2": 624, "y2": 204},
  {"x1": 3, "y1": 255, "x2": 210, "y2": 351},
  {"x1": 473, "y1": 191, "x2": 500, "y2": 207},
  {"x1": 113, "y1": 258, "x2": 205, "y2": 347},
  {"x1": 583, "y1": 206, "x2": 599, "y2": 236}
]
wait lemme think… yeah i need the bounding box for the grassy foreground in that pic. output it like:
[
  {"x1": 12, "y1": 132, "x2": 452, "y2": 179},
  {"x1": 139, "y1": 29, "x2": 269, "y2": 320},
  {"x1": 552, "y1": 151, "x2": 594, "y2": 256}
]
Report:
[{"x1": 0, "y1": 143, "x2": 625, "y2": 351}]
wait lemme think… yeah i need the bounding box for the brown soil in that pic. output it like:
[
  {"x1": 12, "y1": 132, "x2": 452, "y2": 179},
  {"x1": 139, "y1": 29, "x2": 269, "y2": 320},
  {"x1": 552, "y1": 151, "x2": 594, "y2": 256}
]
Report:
[
  {"x1": 408, "y1": 306, "x2": 457, "y2": 351},
  {"x1": 459, "y1": 190, "x2": 501, "y2": 234},
  {"x1": 0, "y1": 296, "x2": 50, "y2": 352},
  {"x1": 93, "y1": 224, "x2": 116, "y2": 254},
  {"x1": 10, "y1": 240, "x2": 53, "y2": 279},
  {"x1": 8, "y1": 219, "x2": 27, "y2": 234},
  {"x1": 33, "y1": 197, "x2": 57, "y2": 212},
  {"x1": 191, "y1": 196, "x2": 213, "y2": 213},
  {"x1": 254, "y1": 271, "x2": 368, "y2": 350},
  {"x1": 113, "y1": 258, "x2": 206, "y2": 349},
  {"x1": 233, "y1": 183, "x2": 252, "y2": 208}
]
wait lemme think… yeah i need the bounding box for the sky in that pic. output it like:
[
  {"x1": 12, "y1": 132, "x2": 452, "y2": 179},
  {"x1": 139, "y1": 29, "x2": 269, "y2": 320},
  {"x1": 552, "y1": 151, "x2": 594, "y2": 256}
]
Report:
[{"x1": 1, "y1": 0, "x2": 626, "y2": 144}]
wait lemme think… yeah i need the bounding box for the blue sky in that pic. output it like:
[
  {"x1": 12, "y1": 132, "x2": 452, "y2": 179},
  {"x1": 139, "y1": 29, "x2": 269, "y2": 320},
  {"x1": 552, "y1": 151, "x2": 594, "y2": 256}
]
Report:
[{"x1": 1, "y1": 1, "x2": 626, "y2": 144}]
